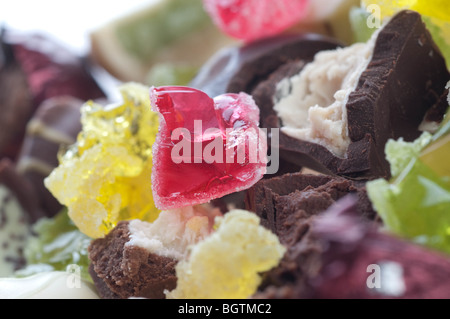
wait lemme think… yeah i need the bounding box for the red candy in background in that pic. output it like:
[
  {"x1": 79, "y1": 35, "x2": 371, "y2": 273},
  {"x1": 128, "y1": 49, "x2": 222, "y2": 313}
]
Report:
[
  {"x1": 203, "y1": 0, "x2": 309, "y2": 42},
  {"x1": 150, "y1": 86, "x2": 267, "y2": 210},
  {"x1": 11, "y1": 33, "x2": 105, "y2": 109}
]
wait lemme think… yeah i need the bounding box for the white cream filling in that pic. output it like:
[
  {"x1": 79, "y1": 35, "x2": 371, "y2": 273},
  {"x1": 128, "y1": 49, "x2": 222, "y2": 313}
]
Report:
[
  {"x1": 273, "y1": 31, "x2": 378, "y2": 158},
  {"x1": 126, "y1": 204, "x2": 222, "y2": 261}
]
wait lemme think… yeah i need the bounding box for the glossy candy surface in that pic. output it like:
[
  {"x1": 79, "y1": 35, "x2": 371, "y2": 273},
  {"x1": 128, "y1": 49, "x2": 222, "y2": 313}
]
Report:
[{"x1": 150, "y1": 86, "x2": 267, "y2": 210}]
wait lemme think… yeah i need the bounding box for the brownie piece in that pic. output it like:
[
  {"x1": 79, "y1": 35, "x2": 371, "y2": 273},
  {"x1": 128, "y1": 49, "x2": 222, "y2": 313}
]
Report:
[{"x1": 88, "y1": 221, "x2": 178, "y2": 299}]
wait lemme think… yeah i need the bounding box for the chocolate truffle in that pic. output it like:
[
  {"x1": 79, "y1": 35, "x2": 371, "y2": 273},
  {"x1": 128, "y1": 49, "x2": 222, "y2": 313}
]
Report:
[
  {"x1": 190, "y1": 33, "x2": 342, "y2": 98},
  {"x1": 251, "y1": 10, "x2": 450, "y2": 180}
]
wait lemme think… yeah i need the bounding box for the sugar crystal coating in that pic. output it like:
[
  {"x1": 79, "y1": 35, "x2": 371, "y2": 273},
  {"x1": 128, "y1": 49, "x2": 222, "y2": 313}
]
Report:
[
  {"x1": 203, "y1": 0, "x2": 309, "y2": 42},
  {"x1": 165, "y1": 210, "x2": 286, "y2": 299},
  {"x1": 44, "y1": 83, "x2": 159, "y2": 238}
]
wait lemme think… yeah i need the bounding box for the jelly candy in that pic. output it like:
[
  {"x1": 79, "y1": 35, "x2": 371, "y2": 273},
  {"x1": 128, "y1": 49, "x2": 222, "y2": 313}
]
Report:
[
  {"x1": 203, "y1": 0, "x2": 309, "y2": 42},
  {"x1": 362, "y1": 1, "x2": 450, "y2": 68},
  {"x1": 150, "y1": 86, "x2": 267, "y2": 210},
  {"x1": 165, "y1": 210, "x2": 286, "y2": 299},
  {"x1": 367, "y1": 103, "x2": 450, "y2": 254},
  {"x1": 44, "y1": 83, "x2": 160, "y2": 238}
]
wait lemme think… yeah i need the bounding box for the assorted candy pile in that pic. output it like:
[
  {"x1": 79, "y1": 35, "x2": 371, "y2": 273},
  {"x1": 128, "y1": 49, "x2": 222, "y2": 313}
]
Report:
[{"x1": 0, "y1": 0, "x2": 449, "y2": 299}]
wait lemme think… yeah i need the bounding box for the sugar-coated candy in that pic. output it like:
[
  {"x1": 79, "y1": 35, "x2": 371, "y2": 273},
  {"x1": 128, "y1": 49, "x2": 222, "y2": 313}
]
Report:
[
  {"x1": 203, "y1": 0, "x2": 309, "y2": 42},
  {"x1": 44, "y1": 83, "x2": 160, "y2": 238},
  {"x1": 165, "y1": 210, "x2": 286, "y2": 299},
  {"x1": 150, "y1": 86, "x2": 267, "y2": 210}
]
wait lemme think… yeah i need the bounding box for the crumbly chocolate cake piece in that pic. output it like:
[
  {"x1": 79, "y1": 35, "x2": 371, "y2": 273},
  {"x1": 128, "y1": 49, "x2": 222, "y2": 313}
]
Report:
[
  {"x1": 88, "y1": 221, "x2": 178, "y2": 299},
  {"x1": 245, "y1": 172, "x2": 377, "y2": 241},
  {"x1": 251, "y1": 10, "x2": 450, "y2": 180},
  {"x1": 16, "y1": 96, "x2": 83, "y2": 218}
]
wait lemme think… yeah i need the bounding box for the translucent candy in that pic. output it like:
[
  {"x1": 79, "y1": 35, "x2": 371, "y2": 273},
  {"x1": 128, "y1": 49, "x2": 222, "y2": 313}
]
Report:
[
  {"x1": 44, "y1": 83, "x2": 160, "y2": 238},
  {"x1": 362, "y1": 0, "x2": 450, "y2": 67},
  {"x1": 165, "y1": 210, "x2": 286, "y2": 299},
  {"x1": 203, "y1": 0, "x2": 309, "y2": 42},
  {"x1": 367, "y1": 105, "x2": 450, "y2": 254},
  {"x1": 150, "y1": 86, "x2": 267, "y2": 210}
]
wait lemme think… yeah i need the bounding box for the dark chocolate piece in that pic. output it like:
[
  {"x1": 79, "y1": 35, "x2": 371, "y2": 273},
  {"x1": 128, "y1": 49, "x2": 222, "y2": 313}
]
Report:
[
  {"x1": 16, "y1": 96, "x2": 83, "y2": 218},
  {"x1": 190, "y1": 33, "x2": 342, "y2": 98},
  {"x1": 422, "y1": 87, "x2": 449, "y2": 125},
  {"x1": 0, "y1": 158, "x2": 45, "y2": 274},
  {"x1": 0, "y1": 40, "x2": 33, "y2": 160},
  {"x1": 252, "y1": 10, "x2": 450, "y2": 180},
  {"x1": 88, "y1": 221, "x2": 178, "y2": 299},
  {"x1": 0, "y1": 158, "x2": 44, "y2": 222}
]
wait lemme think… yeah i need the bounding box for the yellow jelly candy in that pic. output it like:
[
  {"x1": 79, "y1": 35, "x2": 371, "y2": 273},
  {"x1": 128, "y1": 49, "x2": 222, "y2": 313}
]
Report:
[
  {"x1": 363, "y1": 0, "x2": 450, "y2": 19},
  {"x1": 44, "y1": 83, "x2": 160, "y2": 238},
  {"x1": 165, "y1": 210, "x2": 286, "y2": 299}
]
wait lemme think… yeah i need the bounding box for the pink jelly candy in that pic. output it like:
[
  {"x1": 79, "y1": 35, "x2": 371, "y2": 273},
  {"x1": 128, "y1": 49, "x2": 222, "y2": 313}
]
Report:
[
  {"x1": 203, "y1": 0, "x2": 309, "y2": 42},
  {"x1": 150, "y1": 86, "x2": 267, "y2": 210}
]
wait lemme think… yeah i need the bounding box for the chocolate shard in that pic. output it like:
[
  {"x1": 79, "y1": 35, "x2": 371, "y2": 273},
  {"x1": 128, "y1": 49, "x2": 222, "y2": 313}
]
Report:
[
  {"x1": 190, "y1": 33, "x2": 342, "y2": 98},
  {"x1": 252, "y1": 10, "x2": 450, "y2": 180},
  {"x1": 16, "y1": 96, "x2": 84, "y2": 218},
  {"x1": 88, "y1": 221, "x2": 178, "y2": 299}
]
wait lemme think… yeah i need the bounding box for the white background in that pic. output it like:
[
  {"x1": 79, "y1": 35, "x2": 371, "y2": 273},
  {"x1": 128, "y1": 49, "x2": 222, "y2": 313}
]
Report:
[{"x1": 0, "y1": 0, "x2": 160, "y2": 55}]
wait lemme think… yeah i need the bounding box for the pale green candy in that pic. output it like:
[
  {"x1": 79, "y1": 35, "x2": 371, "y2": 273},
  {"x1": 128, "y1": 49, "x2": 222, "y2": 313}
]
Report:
[{"x1": 367, "y1": 107, "x2": 450, "y2": 254}]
